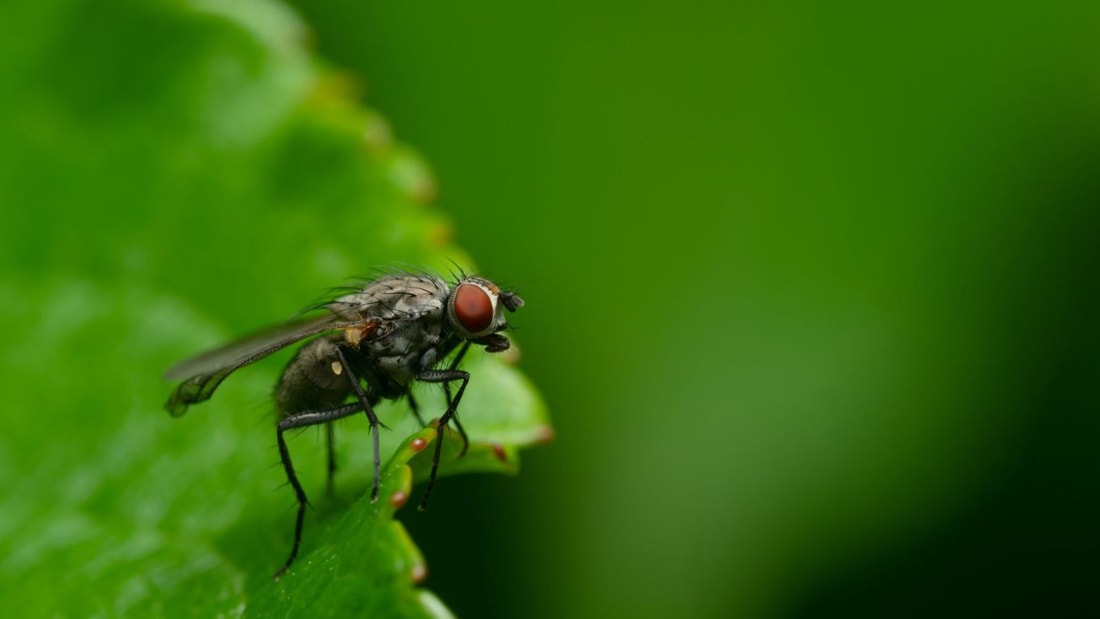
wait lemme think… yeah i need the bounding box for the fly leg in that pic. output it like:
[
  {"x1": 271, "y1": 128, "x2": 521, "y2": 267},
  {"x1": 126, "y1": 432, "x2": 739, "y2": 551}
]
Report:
[
  {"x1": 275, "y1": 402, "x2": 362, "y2": 580},
  {"x1": 414, "y1": 368, "x2": 470, "y2": 511},
  {"x1": 442, "y1": 383, "x2": 469, "y2": 457},
  {"x1": 408, "y1": 389, "x2": 463, "y2": 455},
  {"x1": 407, "y1": 391, "x2": 428, "y2": 427},
  {"x1": 442, "y1": 341, "x2": 472, "y2": 457},
  {"x1": 325, "y1": 422, "x2": 337, "y2": 497},
  {"x1": 409, "y1": 372, "x2": 469, "y2": 456},
  {"x1": 335, "y1": 345, "x2": 387, "y2": 503}
]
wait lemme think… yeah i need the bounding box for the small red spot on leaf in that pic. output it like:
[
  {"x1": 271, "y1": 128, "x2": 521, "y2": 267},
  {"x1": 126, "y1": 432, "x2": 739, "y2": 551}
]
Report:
[
  {"x1": 491, "y1": 443, "x2": 507, "y2": 462},
  {"x1": 410, "y1": 563, "x2": 428, "y2": 583},
  {"x1": 410, "y1": 438, "x2": 427, "y2": 452},
  {"x1": 390, "y1": 491, "x2": 408, "y2": 509},
  {"x1": 535, "y1": 425, "x2": 556, "y2": 444}
]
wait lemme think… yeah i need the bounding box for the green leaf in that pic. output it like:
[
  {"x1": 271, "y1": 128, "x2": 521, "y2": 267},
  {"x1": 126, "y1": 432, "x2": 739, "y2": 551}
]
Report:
[{"x1": 0, "y1": 0, "x2": 549, "y2": 616}]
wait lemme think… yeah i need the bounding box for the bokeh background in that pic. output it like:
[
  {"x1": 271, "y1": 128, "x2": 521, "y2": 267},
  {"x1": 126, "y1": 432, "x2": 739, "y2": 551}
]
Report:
[{"x1": 3, "y1": 0, "x2": 1099, "y2": 617}]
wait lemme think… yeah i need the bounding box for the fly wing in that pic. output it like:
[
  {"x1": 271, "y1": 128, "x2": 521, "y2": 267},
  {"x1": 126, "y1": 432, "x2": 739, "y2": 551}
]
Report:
[{"x1": 163, "y1": 313, "x2": 369, "y2": 417}]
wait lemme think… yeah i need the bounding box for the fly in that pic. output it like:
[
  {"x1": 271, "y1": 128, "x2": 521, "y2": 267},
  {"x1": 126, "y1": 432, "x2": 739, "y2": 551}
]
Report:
[{"x1": 163, "y1": 270, "x2": 524, "y2": 578}]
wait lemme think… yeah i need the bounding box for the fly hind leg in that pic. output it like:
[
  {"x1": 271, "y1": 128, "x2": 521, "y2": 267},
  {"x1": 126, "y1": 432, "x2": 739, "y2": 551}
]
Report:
[
  {"x1": 274, "y1": 402, "x2": 362, "y2": 579},
  {"x1": 272, "y1": 337, "x2": 390, "y2": 578},
  {"x1": 325, "y1": 422, "x2": 337, "y2": 497}
]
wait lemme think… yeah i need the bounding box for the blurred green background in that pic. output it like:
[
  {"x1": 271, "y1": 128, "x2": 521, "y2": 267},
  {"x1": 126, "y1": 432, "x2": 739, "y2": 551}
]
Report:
[{"x1": 3, "y1": 0, "x2": 1099, "y2": 617}]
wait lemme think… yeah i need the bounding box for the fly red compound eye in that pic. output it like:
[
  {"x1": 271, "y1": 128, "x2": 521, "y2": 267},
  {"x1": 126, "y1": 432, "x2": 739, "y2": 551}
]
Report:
[{"x1": 454, "y1": 283, "x2": 494, "y2": 334}]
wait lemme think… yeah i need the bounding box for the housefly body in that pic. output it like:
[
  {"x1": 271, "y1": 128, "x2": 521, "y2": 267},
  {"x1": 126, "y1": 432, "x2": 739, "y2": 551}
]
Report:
[{"x1": 163, "y1": 270, "x2": 524, "y2": 578}]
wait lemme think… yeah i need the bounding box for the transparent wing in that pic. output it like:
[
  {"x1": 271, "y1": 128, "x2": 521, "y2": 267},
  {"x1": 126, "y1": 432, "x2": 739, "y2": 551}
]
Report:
[{"x1": 163, "y1": 314, "x2": 371, "y2": 417}]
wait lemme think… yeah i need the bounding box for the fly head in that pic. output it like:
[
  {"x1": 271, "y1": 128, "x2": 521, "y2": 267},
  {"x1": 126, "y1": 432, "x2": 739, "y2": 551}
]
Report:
[{"x1": 446, "y1": 276, "x2": 523, "y2": 344}]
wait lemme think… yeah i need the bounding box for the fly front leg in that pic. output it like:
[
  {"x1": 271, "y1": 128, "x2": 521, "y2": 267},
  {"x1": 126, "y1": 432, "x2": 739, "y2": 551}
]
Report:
[
  {"x1": 409, "y1": 389, "x2": 464, "y2": 453},
  {"x1": 441, "y1": 383, "x2": 469, "y2": 458},
  {"x1": 437, "y1": 336, "x2": 508, "y2": 456},
  {"x1": 274, "y1": 402, "x2": 362, "y2": 579},
  {"x1": 442, "y1": 341, "x2": 472, "y2": 456},
  {"x1": 414, "y1": 368, "x2": 470, "y2": 511}
]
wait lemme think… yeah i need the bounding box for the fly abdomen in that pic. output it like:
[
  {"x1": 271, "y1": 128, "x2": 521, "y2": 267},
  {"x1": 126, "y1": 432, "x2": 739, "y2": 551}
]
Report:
[{"x1": 275, "y1": 336, "x2": 352, "y2": 418}]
